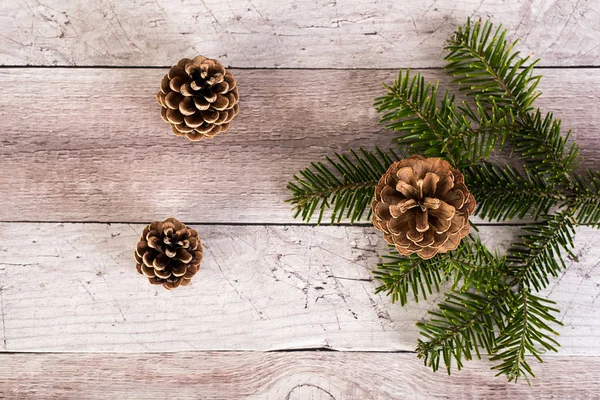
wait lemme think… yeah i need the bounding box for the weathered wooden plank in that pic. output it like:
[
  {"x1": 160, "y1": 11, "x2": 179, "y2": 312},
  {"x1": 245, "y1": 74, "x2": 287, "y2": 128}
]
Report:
[
  {"x1": 1, "y1": 68, "x2": 599, "y2": 223},
  {"x1": 0, "y1": 223, "x2": 598, "y2": 354},
  {"x1": 1, "y1": 352, "x2": 599, "y2": 399},
  {"x1": 1, "y1": 0, "x2": 598, "y2": 67}
]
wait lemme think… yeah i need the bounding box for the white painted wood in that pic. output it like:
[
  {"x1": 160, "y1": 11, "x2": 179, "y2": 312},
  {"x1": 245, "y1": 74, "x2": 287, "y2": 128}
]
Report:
[
  {"x1": 0, "y1": 0, "x2": 598, "y2": 67},
  {"x1": 0, "y1": 223, "x2": 598, "y2": 354},
  {"x1": 1, "y1": 68, "x2": 598, "y2": 223},
  {"x1": 1, "y1": 352, "x2": 599, "y2": 399}
]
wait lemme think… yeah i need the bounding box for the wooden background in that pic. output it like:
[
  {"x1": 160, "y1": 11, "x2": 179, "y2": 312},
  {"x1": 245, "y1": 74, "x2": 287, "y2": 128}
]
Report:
[{"x1": 1, "y1": 0, "x2": 600, "y2": 398}]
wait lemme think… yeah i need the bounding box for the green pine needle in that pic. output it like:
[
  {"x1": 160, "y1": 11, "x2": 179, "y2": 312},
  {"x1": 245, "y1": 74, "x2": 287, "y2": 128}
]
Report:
[
  {"x1": 375, "y1": 69, "x2": 508, "y2": 168},
  {"x1": 445, "y1": 17, "x2": 580, "y2": 180},
  {"x1": 374, "y1": 234, "x2": 504, "y2": 307},
  {"x1": 491, "y1": 290, "x2": 562, "y2": 384},
  {"x1": 416, "y1": 286, "x2": 510, "y2": 375},
  {"x1": 506, "y1": 210, "x2": 576, "y2": 292},
  {"x1": 514, "y1": 110, "x2": 580, "y2": 178},
  {"x1": 374, "y1": 248, "x2": 452, "y2": 306},
  {"x1": 445, "y1": 18, "x2": 541, "y2": 114},
  {"x1": 465, "y1": 162, "x2": 562, "y2": 221},
  {"x1": 570, "y1": 170, "x2": 600, "y2": 226},
  {"x1": 286, "y1": 147, "x2": 401, "y2": 224}
]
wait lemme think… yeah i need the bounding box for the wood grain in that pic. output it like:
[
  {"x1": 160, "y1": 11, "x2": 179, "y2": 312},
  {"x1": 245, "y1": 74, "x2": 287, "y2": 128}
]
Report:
[
  {"x1": 1, "y1": 68, "x2": 599, "y2": 223},
  {"x1": 0, "y1": 0, "x2": 598, "y2": 68},
  {"x1": 0, "y1": 223, "x2": 599, "y2": 354},
  {"x1": 1, "y1": 351, "x2": 599, "y2": 399}
]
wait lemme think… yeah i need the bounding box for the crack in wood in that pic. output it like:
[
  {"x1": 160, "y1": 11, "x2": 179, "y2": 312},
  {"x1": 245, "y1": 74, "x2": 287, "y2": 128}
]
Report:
[
  {"x1": 0, "y1": 286, "x2": 7, "y2": 350},
  {"x1": 285, "y1": 383, "x2": 336, "y2": 400}
]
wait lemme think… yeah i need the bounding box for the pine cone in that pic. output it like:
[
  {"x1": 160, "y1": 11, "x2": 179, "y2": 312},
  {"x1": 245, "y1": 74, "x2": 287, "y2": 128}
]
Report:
[
  {"x1": 134, "y1": 218, "x2": 203, "y2": 289},
  {"x1": 156, "y1": 56, "x2": 239, "y2": 141},
  {"x1": 371, "y1": 155, "x2": 476, "y2": 259}
]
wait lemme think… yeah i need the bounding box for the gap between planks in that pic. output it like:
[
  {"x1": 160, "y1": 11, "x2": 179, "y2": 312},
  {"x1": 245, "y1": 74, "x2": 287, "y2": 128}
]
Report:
[
  {"x1": 0, "y1": 220, "x2": 535, "y2": 227},
  {"x1": 1, "y1": 65, "x2": 600, "y2": 70}
]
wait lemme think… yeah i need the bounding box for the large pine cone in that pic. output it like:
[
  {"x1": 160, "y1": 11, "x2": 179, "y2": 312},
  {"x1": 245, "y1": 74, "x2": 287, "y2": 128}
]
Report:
[
  {"x1": 135, "y1": 218, "x2": 203, "y2": 289},
  {"x1": 372, "y1": 155, "x2": 476, "y2": 259},
  {"x1": 156, "y1": 56, "x2": 239, "y2": 141}
]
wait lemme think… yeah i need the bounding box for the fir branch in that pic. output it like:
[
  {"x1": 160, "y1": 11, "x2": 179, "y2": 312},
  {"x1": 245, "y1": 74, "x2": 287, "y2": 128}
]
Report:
[
  {"x1": 454, "y1": 99, "x2": 512, "y2": 168},
  {"x1": 416, "y1": 286, "x2": 510, "y2": 374},
  {"x1": 375, "y1": 70, "x2": 508, "y2": 168},
  {"x1": 286, "y1": 147, "x2": 401, "y2": 224},
  {"x1": 506, "y1": 210, "x2": 577, "y2": 292},
  {"x1": 285, "y1": 16, "x2": 598, "y2": 383},
  {"x1": 464, "y1": 162, "x2": 563, "y2": 221},
  {"x1": 416, "y1": 232, "x2": 564, "y2": 381},
  {"x1": 491, "y1": 290, "x2": 562, "y2": 384},
  {"x1": 374, "y1": 235, "x2": 503, "y2": 306},
  {"x1": 569, "y1": 170, "x2": 600, "y2": 226},
  {"x1": 375, "y1": 70, "x2": 460, "y2": 164},
  {"x1": 445, "y1": 18, "x2": 580, "y2": 179},
  {"x1": 414, "y1": 238, "x2": 508, "y2": 375},
  {"x1": 514, "y1": 110, "x2": 580, "y2": 178},
  {"x1": 374, "y1": 248, "x2": 452, "y2": 306},
  {"x1": 449, "y1": 234, "x2": 506, "y2": 292},
  {"x1": 445, "y1": 18, "x2": 541, "y2": 114}
]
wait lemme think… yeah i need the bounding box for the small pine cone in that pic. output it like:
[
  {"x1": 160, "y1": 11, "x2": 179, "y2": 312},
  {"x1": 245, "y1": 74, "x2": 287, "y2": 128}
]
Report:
[
  {"x1": 135, "y1": 218, "x2": 203, "y2": 289},
  {"x1": 372, "y1": 155, "x2": 476, "y2": 260},
  {"x1": 156, "y1": 56, "x2": 239, "y2": 141}
]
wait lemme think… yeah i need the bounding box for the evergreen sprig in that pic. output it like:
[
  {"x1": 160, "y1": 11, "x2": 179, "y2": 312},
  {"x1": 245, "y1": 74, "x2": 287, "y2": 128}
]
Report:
[
  {"x1": 285, "y1": 17, "x2": 600, "y2": 383},
  {"x1": 514, "y1": 110, "x2": 580, "y2": 178},
  {"x1": 445, "y1": 18, "x2": 580, "y2": 180},
  {"x1": 374, "y1": 234, "x2": 503, "y2": 306},
  {"x1": 491, "y1": 290, "x2": 562, "y2": 383},
  {"x1": 570, "y1": 170, "x2": 600, "y2": 226},
  {"x1": 375, "y1": 70, "x2": 509, "y2": 168},
  {"x1": 464, "y1": 162, "x2": 560, "y2": 221},
  {"x1": 506, "y1": 211, "x2": 576, "y2": 292},
  {"x1": 374, "y1": 247, "x2": 451, "y2": 306},
  {"x1": 286, "y1": 147, "x2": 401, "y2": 224},
  {"x1": 445, "y1": 18, "x2": 541, "y2": 113},
  {"x1": 417, "y1": 285, "x2": 510, "y2": 374}
]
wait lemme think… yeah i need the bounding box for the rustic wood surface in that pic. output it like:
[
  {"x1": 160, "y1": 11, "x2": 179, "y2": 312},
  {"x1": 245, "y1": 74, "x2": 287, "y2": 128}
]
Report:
[
  {"x1": 1, "y1": 68, "x2": 599, "y2": 223},
  {"x1": 0, "y1": 0, "x2": 598, "y2": 68},
  {"x1": 1, "y1": 0, "x2": 600, "y2": 397},
  {"x1": 1, "y1": 352, "x2": 599, "y2": 399},
  {"x1": 0, "y1": 223, "x2": 598, "y2": 354}
]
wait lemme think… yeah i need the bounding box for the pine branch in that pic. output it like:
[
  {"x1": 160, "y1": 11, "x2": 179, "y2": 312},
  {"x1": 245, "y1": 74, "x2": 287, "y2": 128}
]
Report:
[
  {"x1": 414, "y1": 237, "x2": 510, "y2": 375},
  {"x1": 491, "y1": 289, "x2": 562, "y2": 384},
  {"x1": 506, "y1": 210, "x2": 577, "y2": 292},
  {"x1": 375, "y1": 70, "x2": 508, "y2": 168},
  {"x1": 416, "y1": 286, "x2": 510, "y2": 374},
  {"x1": 514, "y1": 110, "x2": 580, "y2": 178},
  {"x1": 445, "y1": 18, "x2": 580, "y2": 179},
  {"x1": 417, "y1": 240, "x2": 563, "y2": 383},
  {"x1": 374, "y1": 248, "x2": 452, "y2": 306},
  {"x1": 445, "y1": 18, "x2": 541, "y2": 114},
  {"x1": 374, "y1": 234, "x2": 503, "y2": 306},
  {"x1": 286, "y1": 147, "x2": 401, "y2": 224},
  {"x1": 375, "y1": 70, "x2": 459, "y2": 165},
  {"x1": 454, "y1": 99, "x2": 512, "y2": 168},
  {"x1": 569, "y1": 170, "x2": 600, "y2": 226},
  {"x1": 464, "y1": 162, "x2": 563, "y2": 221},
  {"x1": 449, "y1": 234, "x2": 506, "y2": 292}
]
